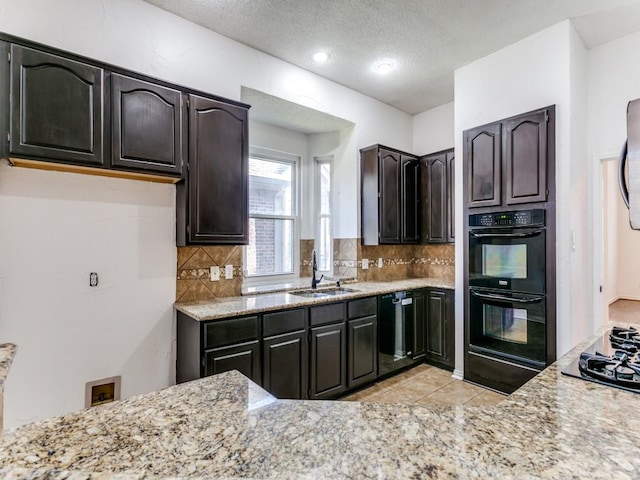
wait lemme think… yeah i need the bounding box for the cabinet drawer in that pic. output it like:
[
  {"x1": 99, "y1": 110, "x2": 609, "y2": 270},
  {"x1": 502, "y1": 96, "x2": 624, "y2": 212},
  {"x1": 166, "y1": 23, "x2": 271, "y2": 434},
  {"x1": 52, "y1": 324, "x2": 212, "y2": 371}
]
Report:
[
  {"x1": 204, "y1": 340, "x2": 261, "y2": 384},
  {"x1": 347, "y1": 297, "x2": 377, "y2": 319},
  {"x1": 310, "y1": 302, "x2": 345, "y2": 327},
  {"x1": 204, "y1": 316, "x2": 259, "y2": 349},
  {"x1": 263, "y1": 308, "x2": 306, "y2": 337}
]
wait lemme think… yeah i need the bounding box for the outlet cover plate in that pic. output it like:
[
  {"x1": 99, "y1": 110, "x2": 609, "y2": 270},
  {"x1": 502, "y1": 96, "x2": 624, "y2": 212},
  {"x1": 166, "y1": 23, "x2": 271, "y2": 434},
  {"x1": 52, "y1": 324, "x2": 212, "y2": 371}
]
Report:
[{"x1": 210, "y1": 266, "x2": 220, "y2": 281}]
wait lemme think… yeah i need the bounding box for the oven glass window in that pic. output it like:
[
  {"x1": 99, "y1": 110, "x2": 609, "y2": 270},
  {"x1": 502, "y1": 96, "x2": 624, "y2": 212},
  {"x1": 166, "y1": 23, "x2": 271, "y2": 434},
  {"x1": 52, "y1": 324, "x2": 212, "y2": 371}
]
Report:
[
  {"x1": 483, "y1": 305, "x2": 527, "y2": 344},
  {"x1": 482, "y1": 244, "x2": 527, "y2": 279}
]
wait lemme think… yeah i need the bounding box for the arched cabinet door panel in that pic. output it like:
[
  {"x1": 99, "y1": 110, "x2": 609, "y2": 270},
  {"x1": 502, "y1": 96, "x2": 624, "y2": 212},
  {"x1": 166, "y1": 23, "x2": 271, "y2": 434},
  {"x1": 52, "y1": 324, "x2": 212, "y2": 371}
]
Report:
[
  {"x1": 505, "y1": 110, "x2": 548, "y2": 205},
  {"x1": 10, "y1": 44, "x2": 104, "y2": 166},
  {"x1": 185, "y1": 94, "x2": 249, "y2": 244},
  {"x1": 465, "y1": 123, "x2": 501, "y2": 208},
  {"x1": 111, "y1": 74, "x2": 184, "y2": 177}
]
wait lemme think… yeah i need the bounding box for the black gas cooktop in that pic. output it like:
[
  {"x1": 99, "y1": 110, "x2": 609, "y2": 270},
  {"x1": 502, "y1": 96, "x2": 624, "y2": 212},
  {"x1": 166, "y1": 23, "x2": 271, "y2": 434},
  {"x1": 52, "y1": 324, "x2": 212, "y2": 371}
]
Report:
[{"x1": 561, "y1": 326, "x2": 640, "y2": 393}]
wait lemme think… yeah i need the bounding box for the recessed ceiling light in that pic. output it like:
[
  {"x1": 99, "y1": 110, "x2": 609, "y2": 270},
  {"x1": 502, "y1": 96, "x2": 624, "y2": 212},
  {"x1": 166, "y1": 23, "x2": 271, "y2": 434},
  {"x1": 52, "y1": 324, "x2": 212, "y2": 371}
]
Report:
[
  {"x1": 313, "y1": 51, "x2": 330, "y2": 63},
  {"x1": 375, "y1": 61, "x2": 395, "y2": 74}
]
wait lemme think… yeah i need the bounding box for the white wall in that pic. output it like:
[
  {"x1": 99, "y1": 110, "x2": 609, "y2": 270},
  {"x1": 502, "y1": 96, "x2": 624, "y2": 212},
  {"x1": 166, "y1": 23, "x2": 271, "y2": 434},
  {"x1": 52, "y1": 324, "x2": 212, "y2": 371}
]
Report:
[
  {"x1": 589, "y1": 29, "x2": 640, "y2": 318},
  {"x1": 454, "y1": 20, "x2": 588, "y2": 374},
  {"x1": 308, "y1": 128, "x2": 358, "y2": 239},
  {"x1": 603, "y1": 159, "x2": 619, "y2": 305},
  {"x1": 412, "y1": 102, "x2": 455, "y2": 155},
  {"x1": 567, "y1": 24, "x2": 590, "y2": 358},
  {"x1": 0, "y1": 0, "x2": 414, "y2": 427},
  {"x1": 0, "y1": 164, "x2": 176, "y2": 427}
]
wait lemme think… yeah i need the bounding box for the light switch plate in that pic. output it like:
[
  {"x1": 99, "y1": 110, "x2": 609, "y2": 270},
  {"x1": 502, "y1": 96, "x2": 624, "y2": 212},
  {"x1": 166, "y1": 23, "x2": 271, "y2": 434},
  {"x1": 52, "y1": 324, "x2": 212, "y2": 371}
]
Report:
[
  {"x1": 225, "y1": 265, "x2": 233, "y2": 279},
  {"x1": 210, "y1": 266, "x2": 220, "y2": 281},
  {"x1": 361, "y1": 259, "x2": 369, "y2": 270}
]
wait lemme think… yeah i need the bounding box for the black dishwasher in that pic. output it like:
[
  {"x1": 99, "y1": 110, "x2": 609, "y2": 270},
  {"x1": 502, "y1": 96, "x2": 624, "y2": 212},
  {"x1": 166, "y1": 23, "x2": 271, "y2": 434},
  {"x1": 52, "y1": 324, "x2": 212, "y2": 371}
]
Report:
[{"x1": 378, "y1": 291, "x2": 417, "y2": 377}]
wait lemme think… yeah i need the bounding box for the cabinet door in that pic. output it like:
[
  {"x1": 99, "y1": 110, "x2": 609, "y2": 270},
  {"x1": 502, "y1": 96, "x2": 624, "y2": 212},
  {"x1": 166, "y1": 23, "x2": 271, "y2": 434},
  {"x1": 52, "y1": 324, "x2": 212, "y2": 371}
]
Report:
[
  {"x1": 347, "y1": 315, "x2": 377, "y2": 389},
  {"x1": 401, "y1": 156, "x2": 420, "y2": 244},
  {"x1": 111, "y1": 74, "x2": 184, "y2": 176},
  {"x1": 425, "y1": 290, "x2": 454, "y2": 369},
  {"x1": 188, "y1": 94, "x2": 249, "y2": 244},
  {"x1": 310, "y1": 323, "x2": 347, "y2": 399},
  {"x1": 412, "y1": 291, "x2": 426, "y2": 361},
  {"x1": 504, "y1": 109, "x2": 548, "y2": 205},
  {"x1": 422, "y1": 152, "x2": 447, "y2": 243},
  {"x1": 9, "y1": 44, "x2": 104, "y2": 166},
  {"x1": 263, "y1": 331, "x2": 308, "y2": 399},
  {"x1": 465, "y1": 122, "x2": 501, "y2": 208},
  {"x1": 378, "y1": 149, "x2": 401, "y2": 244},
  {"x1": 446, "y1": 150, "x2": 455, "y2": 243},
  {"x1": 204, "y1": 340, "x2": 261, "y2": 384}
]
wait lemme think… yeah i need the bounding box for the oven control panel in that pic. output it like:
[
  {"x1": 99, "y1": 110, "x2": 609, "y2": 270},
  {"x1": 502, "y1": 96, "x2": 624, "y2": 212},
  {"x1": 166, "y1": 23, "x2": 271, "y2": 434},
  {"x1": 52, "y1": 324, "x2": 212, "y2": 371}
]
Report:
[{"x1": 469, "y1": 209, "x2": 545, "y2": 227}]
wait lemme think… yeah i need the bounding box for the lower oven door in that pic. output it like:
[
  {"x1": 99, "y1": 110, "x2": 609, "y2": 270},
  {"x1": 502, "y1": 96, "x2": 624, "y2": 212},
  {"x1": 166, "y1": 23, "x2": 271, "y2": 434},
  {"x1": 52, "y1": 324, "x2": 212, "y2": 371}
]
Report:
[{"x1": 468, "y1": 288, "x2": 546, "y2": 367}]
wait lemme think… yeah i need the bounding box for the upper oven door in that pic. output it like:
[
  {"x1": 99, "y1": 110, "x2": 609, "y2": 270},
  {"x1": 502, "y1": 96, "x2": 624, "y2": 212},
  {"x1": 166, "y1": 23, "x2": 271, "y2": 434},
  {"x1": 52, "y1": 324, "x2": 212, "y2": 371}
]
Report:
[{"x1": 469, "y1": 227, "x2": 545, "y2": 294}]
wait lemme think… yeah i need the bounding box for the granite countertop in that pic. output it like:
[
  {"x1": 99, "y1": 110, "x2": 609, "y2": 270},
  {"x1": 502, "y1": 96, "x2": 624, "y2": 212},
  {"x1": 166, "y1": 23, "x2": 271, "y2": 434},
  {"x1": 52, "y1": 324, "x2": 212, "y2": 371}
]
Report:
[
  {"x1": 0, "y1": 344, "x2": 17, "y2": 394},
  {"x1": 176, "y1": 278, "x2": 455, "y2": 321},
  {"x1": 2, "y1": 325, "x2": 640, "y2": 479}
]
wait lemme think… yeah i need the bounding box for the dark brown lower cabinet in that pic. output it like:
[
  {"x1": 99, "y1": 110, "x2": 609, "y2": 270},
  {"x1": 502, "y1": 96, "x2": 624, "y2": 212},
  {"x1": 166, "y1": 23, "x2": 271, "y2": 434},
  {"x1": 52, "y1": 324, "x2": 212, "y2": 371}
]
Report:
[
  {"x1": 263, "y1": 331, "x2": 308, "y2": 399},
  {"x1": 425, "y1": 289, "x2": 455, "y2": 369},
  {"x1": 204, "y1": 340, "x2": 261, "y2": 383},
  {"x1": 310, "y1": 322, "x2": 347, "y2": 400},
  {"x1": 347, "y1": 315, "x2": 377, "y2": 389},
  {"x1": 412, "y1": 290, "x2": 426, "y2": 361}
]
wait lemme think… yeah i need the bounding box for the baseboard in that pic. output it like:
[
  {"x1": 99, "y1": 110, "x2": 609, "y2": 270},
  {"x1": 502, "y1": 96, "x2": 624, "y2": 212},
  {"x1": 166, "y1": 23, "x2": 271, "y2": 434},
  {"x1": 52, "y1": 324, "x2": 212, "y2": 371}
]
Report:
[
  {"x1": 611, "y1": 295, "x2": 640, "y2": 304},
  {"x1": 451, "y1": 368, "x2": 463, "y2": 380}
]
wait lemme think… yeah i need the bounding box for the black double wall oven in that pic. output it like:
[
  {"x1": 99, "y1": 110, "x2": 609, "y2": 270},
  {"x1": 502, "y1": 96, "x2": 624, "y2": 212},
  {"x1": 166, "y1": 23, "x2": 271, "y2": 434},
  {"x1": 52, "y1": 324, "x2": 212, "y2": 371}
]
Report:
[{"x1": 467, "y1": 209, "x2": 547, "y2": 391}]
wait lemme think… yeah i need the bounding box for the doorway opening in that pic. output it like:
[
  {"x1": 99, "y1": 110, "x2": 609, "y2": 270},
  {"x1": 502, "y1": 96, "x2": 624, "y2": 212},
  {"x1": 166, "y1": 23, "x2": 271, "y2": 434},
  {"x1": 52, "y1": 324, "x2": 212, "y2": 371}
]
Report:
[{"x1": 599, "y1": 155, "x2": 640, "y2": 326}]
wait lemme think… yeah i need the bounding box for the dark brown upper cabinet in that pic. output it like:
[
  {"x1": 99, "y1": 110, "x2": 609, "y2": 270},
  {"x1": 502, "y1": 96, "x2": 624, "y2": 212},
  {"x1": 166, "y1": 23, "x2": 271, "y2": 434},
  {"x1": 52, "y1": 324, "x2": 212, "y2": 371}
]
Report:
[
  {"x1": 111, "y1": 74, "x2": 185, "y2": 176},
  {"x1": 464, "y1": 106, "x2": 553, "y2": 209},
  {"x1": 177, "y1": 94, "x2": 249, "y2": 245},
  {"x1": 504, "y1": 109, "x2": 548, "y2": 205},
  {"x1": 446, "y1": 150, "x2": 455, "y2": 242},
  {"x1": 421, "y1": 148, "x2": 454, "y2": 244},
  {"x1": 9, "y1": 44, "x2": 104, "y2": 166},
  {"x1": 360, "y1": 144, "x2": 420, "y2": 245},
  {"x1": 465, "y1": 123, "x2": 501, "y2": 208},
  {"x1": 402, "y1": 156, "x2": 420, "y2": 243}
]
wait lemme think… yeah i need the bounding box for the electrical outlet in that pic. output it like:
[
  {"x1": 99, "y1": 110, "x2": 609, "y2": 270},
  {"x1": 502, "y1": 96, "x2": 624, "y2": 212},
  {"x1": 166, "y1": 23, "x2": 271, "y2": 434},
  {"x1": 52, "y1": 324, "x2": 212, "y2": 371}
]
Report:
[
  {"x1": 89, "y1": 272, "x2": 99, "y2": 287},
  {"x1": 377, "y1": 258, "x2": 383, "y2": 268},
  {"x1": 361, "y1": 259, "x2": 369, "y2": 270},
  {"x1": 225, "y1": 265, "x2": 233, "y2": 279},
  {"x1": 210, "y1": 266, "x2": 220, "y2": 281}
]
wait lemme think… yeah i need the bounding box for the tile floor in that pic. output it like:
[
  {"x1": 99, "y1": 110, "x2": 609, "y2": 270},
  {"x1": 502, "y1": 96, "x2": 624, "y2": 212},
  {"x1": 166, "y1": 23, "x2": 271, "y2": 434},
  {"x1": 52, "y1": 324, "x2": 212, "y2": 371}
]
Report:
[
  {"x1": 340, "y1": 301, "x2": 640, "y2": 408},
  {"x1": 340, "y1": 363, "x2": 506, "y2": 407}
]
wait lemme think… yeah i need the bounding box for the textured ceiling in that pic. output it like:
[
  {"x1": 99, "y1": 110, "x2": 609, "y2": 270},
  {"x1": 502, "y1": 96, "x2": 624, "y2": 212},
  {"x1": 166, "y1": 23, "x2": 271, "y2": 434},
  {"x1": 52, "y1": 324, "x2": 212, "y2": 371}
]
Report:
[{"x1": 144, "y1": 0, "x2": 640, "y2": 115}]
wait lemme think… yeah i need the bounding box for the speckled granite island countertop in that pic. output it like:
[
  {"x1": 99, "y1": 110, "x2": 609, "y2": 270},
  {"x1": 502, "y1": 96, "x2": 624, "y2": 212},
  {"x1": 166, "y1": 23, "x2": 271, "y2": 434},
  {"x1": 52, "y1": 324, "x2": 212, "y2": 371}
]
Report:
[
  {"x1": 176, "y1": 278, "x2": 454, "y2": 321},
  {"x1": 2, "y1": 325, "x2": 640, "y2": 479},
  {"x1": 0, "y1": 344, "x2": 17, "y2": 394},
  {"x1": 1, "y1": 343, "x2": 17, "y2": 437}
]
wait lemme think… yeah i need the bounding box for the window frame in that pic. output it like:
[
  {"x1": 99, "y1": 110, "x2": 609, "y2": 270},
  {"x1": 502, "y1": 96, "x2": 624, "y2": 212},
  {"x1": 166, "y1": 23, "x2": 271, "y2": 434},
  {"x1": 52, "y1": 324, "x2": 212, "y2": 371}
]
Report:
[
  {"x1": 315, "y1": 155, "x2": 333, "y2": 275},
  {"x1": 243, "y1": 146, "x2": 301, "y2": 286}
]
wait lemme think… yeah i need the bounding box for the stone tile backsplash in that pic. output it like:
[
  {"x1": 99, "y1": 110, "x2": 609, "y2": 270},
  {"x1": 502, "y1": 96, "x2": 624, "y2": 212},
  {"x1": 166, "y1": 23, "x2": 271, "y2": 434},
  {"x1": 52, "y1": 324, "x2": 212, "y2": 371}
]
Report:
[
  {"x1": 176, "y1": 241, "x2": 455, "y2": 301},
  {"x1": 176, "y1": 246, "x2": 243, "y2": 302}
]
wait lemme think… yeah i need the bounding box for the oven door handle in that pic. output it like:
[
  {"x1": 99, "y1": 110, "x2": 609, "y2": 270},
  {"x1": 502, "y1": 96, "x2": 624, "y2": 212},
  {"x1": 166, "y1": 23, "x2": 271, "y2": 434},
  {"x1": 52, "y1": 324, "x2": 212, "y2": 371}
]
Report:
[
  {"x1": 469, "y1": 230, "x2": 543, "y2": 239},
  {"x1": 470, "y1": 290, "x2": 544, "y2": 304}
]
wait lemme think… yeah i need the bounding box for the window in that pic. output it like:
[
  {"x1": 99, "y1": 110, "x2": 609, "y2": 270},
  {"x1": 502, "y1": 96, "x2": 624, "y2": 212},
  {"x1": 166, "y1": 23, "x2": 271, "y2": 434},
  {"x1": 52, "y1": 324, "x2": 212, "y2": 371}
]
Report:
[
  {"x1": 316, "y1": 157, "x2": 332, "y2": 273},
  {"x1": 246, "y1": 150, "x2": 298, "y2": 278}
]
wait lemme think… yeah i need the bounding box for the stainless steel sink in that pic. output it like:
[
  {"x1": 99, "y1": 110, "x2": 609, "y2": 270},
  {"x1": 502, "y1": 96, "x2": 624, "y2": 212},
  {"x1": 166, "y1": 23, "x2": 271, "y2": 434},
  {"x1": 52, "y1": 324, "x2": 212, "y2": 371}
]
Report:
[{"x1": 288, "y1": 287, "x2": 359, "y2": 298}]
